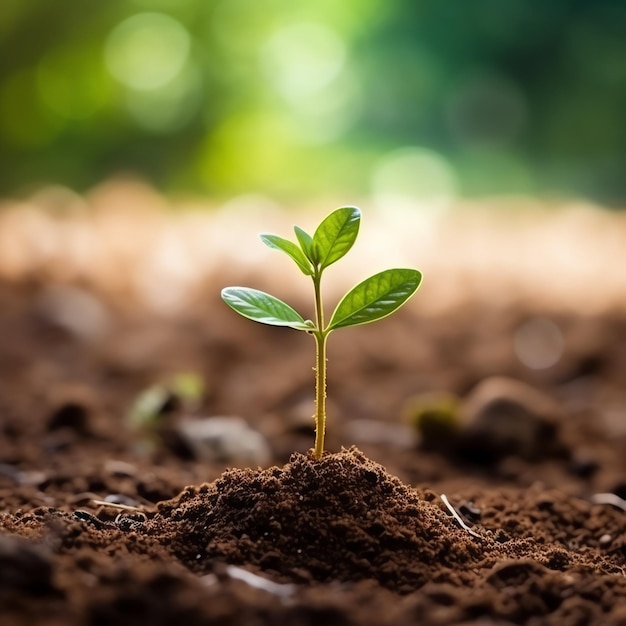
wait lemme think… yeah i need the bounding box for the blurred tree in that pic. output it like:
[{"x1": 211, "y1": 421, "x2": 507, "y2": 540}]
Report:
[{"x1": 0, "y1": 0, "x2": 624, "y2": 203}]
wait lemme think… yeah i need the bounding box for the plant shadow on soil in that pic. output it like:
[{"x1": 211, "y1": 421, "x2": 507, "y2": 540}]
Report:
[{"x1": 0, "y1": 279, "x2": 625, "y2": 625}]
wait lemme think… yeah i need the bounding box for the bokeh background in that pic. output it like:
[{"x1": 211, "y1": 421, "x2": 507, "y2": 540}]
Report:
[{"x1": 1, "y1": 0, "x2": 626, "y2": 205}]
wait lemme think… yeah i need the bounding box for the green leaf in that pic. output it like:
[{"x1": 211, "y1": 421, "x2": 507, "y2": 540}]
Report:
[
  {"x1": 127, "y1": 385, "x2": 170, "y2": 429},
  {"x1": 221, "y1": 287, "x2": 312, "y2": 331},
  {"x1": 312, "y1": 206, "x2": 361, "y2": 269},
  {"x1": 259, "y1": 234, "x2": 313, "y2": 275},
  {"x1": 328, "y1": 269, "x2": 422, "y2": 330},
  {"x1": 294, "y1": 225, "x2": 315, "y2": 263}
]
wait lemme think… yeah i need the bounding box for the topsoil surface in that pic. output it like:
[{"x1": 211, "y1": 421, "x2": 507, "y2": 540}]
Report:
[{"x1": 1, "y1": 208, "x2": 626, "y2": 625}]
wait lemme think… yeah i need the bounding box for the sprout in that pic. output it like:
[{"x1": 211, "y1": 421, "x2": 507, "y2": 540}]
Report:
[{"x1": 222, "y1": 207, "x2": 422, "y2": 459}]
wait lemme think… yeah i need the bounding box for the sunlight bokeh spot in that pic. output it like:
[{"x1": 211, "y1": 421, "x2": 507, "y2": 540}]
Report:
[
  {"x1": 290, "y1": 73, "x2": 361, "y2": 144},
  {"x1": 125, "y1": 62, "x2": 203, "y2": 133},
  {"x1": 261, "y1": 22, "x2": 347, "y2": 104},
  {"x1": 104, "y1": 13, "x2": 191, "y2": 91}
]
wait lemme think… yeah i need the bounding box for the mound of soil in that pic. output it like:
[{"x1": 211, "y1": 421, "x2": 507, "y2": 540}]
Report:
[
  {"x1": 149, "y1": 448, "x2": 491, "y2": 591},
  {"x1": 147, "y1": 447, "x2": 625, "y2": 595}
]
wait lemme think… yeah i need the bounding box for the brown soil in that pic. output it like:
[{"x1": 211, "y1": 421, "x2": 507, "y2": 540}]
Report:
[{"x1": 1, "y1": 205, "x2": 626, "y2": 625}]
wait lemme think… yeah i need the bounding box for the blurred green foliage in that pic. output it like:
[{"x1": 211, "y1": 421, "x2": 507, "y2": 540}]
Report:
[{"x1": 1, "y1": 0, "x2": 625, "y2": 203}]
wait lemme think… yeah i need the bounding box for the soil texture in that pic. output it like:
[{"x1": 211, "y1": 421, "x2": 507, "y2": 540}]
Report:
[{"x1": 1, "y1": 214, "x2": 626, "y2": 625}]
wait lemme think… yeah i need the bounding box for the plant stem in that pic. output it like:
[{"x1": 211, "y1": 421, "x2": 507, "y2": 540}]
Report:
[
  {"x1": 313, "y1": 331, "x2": 328, "y2": 459},
  {"x1": 312, "y1": 272, "x2": 327, "y2": 459}
]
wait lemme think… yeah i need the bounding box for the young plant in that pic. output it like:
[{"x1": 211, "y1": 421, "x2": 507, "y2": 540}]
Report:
[{"x1": 221, "y1": 206, "x2": 422, "y2": 459}]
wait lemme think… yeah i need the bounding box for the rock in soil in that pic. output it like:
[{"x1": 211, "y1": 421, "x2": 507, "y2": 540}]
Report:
[{"x1": 458, "y1": 376, "x2": 566, "y2": 462}]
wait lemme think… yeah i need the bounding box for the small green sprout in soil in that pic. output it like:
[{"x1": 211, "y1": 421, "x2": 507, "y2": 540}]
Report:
[
  {"x1": 128, "y1": 371, "x2": 205, "y2": 430},
  {"x1": 222, "y1": 206, "x2": 422, "y2": 459},
  {"x1": 127, "y1": 371, "x2": 206, "y2": 452}
]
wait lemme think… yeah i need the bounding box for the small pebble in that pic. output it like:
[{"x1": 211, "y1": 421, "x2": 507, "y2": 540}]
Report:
[
  {"x1": 73, "y1": 510, "x2": 110, "y2": 530},
  {"x1": 104, "y1": 494, "x2": 141, "y2": 507},
  {"x1": 460, "y1": 376, "x2": 563, "y2": 461},
  {"x1": 176, "y1": 416, "x2": 271, "y2": 466},
  {"x1": 45, "y1": 383, "x2": 99, "y2": 437},
  {"x1": 459, "y1": 501, "x2": 482, "y2": 522},
  {"x1": 36, "y1": 285, "x2": 112, "y2": 342},
  {"x1": 114, "y1": 512, "x2": 146, "y2": 532},
  {"x1": 104, "y1": 460, "x2": 137, "y2": 478}
]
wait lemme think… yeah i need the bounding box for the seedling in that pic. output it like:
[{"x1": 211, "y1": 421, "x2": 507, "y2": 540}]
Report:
[
  {"x1": 221, "y1": 207, "x2": 422, "y2": 459},
  {"x1": 127, "y1": 371, "x2": 206, "y2": 453}
]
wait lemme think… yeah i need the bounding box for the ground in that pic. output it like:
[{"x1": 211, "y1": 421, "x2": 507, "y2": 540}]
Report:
[{"x1": 0, "y1": 188, "x2": 625, "y2": 625}]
